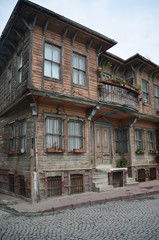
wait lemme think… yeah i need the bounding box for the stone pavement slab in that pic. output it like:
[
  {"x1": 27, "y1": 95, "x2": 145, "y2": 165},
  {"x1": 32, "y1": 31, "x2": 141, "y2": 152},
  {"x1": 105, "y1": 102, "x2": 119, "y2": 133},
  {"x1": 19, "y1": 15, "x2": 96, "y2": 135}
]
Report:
[{"x1": 0, "y1": 180, "x2": 159, "y2": 215}]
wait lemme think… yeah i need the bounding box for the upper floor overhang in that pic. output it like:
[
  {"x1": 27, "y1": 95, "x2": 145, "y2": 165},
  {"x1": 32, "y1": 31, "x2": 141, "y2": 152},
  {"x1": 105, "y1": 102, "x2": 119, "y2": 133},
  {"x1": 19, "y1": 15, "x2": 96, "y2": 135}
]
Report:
[{"x1": 0, "y1": 0, "x2": 117, "y2": 73}]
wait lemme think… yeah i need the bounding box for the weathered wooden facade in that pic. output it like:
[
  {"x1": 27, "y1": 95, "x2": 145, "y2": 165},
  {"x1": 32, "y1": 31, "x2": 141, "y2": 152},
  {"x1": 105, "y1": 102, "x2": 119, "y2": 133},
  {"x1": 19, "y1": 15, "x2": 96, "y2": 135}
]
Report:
[{"x1": 0, "y1": 0, "x2": 159, "y2": 201}]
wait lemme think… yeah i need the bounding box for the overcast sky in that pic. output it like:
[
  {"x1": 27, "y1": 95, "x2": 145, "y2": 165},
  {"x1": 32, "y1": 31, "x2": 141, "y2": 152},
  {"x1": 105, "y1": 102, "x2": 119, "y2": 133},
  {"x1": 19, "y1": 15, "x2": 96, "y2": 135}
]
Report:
[{"x1": 1, "y1": 0, "x2": 159, "y2": 64}]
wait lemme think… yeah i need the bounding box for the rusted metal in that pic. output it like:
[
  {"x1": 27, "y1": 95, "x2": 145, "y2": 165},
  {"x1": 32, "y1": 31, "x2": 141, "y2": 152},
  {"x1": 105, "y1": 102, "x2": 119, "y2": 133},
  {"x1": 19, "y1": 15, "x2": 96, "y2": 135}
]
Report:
[
  {"x1": 47, "y1": 176, "x2": 62, "y2": 197},
  {"x1": 70, "y1": 174, "x2": 83, "y2": 194}
]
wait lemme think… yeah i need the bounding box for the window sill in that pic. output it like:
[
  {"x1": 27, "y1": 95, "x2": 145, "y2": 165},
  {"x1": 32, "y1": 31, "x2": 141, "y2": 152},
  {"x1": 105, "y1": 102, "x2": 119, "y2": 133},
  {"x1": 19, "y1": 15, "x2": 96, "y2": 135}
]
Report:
[
  {"x1": 8, "y1": 150, "x2": 21, "y2": 155},
  {"x1": 44, "y1": 76, "x2": 61, "y2": 83},
  {"x1": 135, "y1": 152, "x2": 144, "y2": 155},
  {"x1": 73, "y1": 148, "x2": 84, "y2": 153},
  {"x1": 73, "y1": 84, "x2": 88, "y2": 90},
  {"x1": 46, "y1": 148, "x2": 65, "y2": 153}
]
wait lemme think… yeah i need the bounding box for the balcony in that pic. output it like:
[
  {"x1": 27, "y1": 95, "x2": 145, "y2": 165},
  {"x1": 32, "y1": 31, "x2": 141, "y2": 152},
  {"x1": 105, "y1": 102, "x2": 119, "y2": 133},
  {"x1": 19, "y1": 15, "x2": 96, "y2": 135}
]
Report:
[{"x1": 98, "y1": 81, "x2": 139, "y2": 111}]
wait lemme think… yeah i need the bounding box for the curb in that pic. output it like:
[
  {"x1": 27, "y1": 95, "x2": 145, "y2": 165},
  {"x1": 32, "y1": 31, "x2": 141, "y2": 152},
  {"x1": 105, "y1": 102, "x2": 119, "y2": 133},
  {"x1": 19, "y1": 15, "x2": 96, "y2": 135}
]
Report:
[{"x1": 1, "y1": 191, "x2": 159, "y2": 217}]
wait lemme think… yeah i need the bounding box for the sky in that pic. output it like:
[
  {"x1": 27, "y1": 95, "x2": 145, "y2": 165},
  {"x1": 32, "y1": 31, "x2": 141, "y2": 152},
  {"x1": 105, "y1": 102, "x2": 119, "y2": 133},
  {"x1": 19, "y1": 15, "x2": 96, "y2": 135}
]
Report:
[{"x1": 1, "y1": 0, "x2": 159, "y2": 64}]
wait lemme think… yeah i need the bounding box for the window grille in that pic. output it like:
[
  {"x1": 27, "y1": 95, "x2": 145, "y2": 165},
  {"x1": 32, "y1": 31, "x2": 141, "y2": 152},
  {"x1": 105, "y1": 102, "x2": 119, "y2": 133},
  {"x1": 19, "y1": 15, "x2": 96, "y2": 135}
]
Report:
[
  {"x1": 47, "y1": 176, "x2": 62, "y2": 197},
  {"x1": 70, "y1": 174, "x2": 83, "y2": 194}
]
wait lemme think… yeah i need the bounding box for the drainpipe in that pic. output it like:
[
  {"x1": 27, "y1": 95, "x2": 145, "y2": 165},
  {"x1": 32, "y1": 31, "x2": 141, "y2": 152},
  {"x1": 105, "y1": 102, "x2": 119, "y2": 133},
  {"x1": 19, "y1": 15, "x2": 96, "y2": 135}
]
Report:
[
  {"x1": 128, "y1": 117, "x2": 139, "y2": 176},
  {"x1": 88, "y1": 106, "x2": 100, "y2": 168},
  {"x1": 30, "y1": 102, "x2": 40, "y2": 202}
]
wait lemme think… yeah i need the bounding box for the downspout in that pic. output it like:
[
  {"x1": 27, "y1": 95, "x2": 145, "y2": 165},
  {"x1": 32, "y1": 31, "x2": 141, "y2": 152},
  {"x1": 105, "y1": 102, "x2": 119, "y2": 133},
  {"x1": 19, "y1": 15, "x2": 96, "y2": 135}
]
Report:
[
  {"x1": 88, "y1": 106, "x2": 100, "y2": 168},
  {"x1": 30, "y1": 101, "x2": 40, "y2": 202},
  {"x1": 128, "y1": 117, "x2": 139, "y2": 176}
]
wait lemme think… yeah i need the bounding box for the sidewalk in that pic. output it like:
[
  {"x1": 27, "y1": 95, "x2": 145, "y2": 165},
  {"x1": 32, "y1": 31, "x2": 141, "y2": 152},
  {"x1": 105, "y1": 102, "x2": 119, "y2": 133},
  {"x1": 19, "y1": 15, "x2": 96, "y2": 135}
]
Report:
[{"x1": 0, "y1": 180, "x2": 159, "y2": 215}]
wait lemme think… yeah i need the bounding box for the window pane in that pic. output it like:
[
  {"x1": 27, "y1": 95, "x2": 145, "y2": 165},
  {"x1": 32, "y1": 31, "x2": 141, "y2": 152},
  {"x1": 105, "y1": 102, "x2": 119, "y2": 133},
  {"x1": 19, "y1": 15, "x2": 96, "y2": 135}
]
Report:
[
  {"x1": 73, "y1": 69, "x2": 78, "y2": 84},
  {"x1": 44, "y1": 61, "x2": 51, "y2": 77},
  {"x1": 45, "y1": 44, "x2": 52, "y2": 60},
  {"x1": 73, "y1": 53, "x2": 78, "y2": 68},
  {"x1": 142, "y1": 81, "x2": 148, "y2": 92},
  {"x1": 53, "y1": 46, "x2": 60, "y2": 63},
  {"x1": 79, "y1": 56, "x2": 85, "y2": 71},
  {"x1": 79, "y1": 71, "x2": 85, "y2": 85},
  {"x1": 52, "y1": 63, "x2": 60, "y2": 79}
]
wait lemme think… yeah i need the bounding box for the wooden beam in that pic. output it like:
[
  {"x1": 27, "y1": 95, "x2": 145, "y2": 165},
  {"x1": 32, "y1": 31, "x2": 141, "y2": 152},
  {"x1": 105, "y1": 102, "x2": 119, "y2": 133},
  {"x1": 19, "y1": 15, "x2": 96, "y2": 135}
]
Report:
[
  {"x1": 13, "y1": 28, "x2": 24, "y2": 40},
  {"x1": 43, "y1": 18, "x2": 49, "y2": 35},
  {"x1": 99, "y1": 56, "x2": 105, "y2": 66},
  {"x1": 7, "y1": 39, "x2": 17, "y2": 50},
  {"x1": 31, "y1": 14, "x2": 38, "y2": 30},
  {"x1": 86, "y1": 38, "x2": 94, "y2": 51},
  {"x1": 62, "y1": 26, "x2": 69, "y2": 41},
  {"x1": 148, "y1": 69, "x2": 156, "y2": 79},
  {"x1": 71, "y1": 31, "x2": 78, "y2": 45},
  {"x1": 96, "y1": 43, "x2": 104, "y2": 55},
  {"x1": 139, "y1": 65, "x2": 147, "y2": 76},
  {"x1": 21, "y1": 17, "x2": 30, "y2": 30},
  {"x1": 152, "y1": 71, "x2": 159, "y2": 81}
]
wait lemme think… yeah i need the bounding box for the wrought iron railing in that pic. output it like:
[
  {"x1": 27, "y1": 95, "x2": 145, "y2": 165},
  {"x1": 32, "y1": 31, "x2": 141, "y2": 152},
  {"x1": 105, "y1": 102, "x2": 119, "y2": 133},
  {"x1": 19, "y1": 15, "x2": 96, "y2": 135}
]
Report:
[{"x1": 98, "y1": 83, "x2": 139, "y2": 111}]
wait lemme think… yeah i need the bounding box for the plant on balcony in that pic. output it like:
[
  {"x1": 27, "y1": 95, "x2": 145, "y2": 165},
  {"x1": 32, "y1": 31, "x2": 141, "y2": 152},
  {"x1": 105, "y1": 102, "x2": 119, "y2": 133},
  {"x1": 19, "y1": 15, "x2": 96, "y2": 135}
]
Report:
[
  {"x1": 135, "y1": 148, "x2": 144, "y2": 154},
  {"x1": 116, "y1": 158, "x2": 127, "y2": 168},
  {"x1": 116, "y1": 149, "x2": 122, "y2": 155}
]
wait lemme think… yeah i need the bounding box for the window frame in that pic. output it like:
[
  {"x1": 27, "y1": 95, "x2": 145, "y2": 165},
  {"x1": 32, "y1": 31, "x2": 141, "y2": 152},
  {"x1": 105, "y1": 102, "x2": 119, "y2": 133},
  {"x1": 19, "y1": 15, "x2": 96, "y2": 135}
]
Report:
[
  {"x1": 44, "y1": 42, "x2": 61, "y2": 81},
  {"x1": 68, "y1": 117, "x2": 85, "y2": 152},
  {"x1": 135, "y1": 128, "x2": 144, "y2": 151},
  {"x1": 147, "y1": 130, "x2": 155, "y2": 151},
  {"x1": 19, "y1": 120, "x2": 27, "y2": 153},
  {"x1": 8, "y1": 63, "x2": 12, "y2": 93},
  {"x1": 72, "y1": 52, "x2": 86, "y2": 87},
  {"x1": 44, "y1": 114, "x2": 64, "y2": 152},
  {"x1": 142, "y1": 79, "x2": 149, "y2": 104},
  {"x1": 114, "y1": 128, "x2": 129, "y2": 154},
  {"x1": 9, "y1": 123, "x2": 16, "y2": 151},
  {"x1": 17, "y1": 51, "x2": 23, "y2": 83},
  {"x1": 154, "y1": 85, "x2": 159, "y2": 109}
]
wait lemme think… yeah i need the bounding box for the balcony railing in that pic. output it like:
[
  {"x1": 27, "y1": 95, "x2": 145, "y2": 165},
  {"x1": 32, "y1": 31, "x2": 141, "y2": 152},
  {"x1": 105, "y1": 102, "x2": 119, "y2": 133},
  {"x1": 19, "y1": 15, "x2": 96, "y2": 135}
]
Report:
[{"x1": 98, "y1": 83, "x2": 139, "y2": 111}]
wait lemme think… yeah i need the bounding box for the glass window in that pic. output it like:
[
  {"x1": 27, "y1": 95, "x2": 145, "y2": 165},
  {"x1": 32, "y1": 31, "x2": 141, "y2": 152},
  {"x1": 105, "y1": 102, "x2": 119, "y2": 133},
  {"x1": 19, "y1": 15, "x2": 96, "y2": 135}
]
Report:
[
  {"x1": 45, "y1": 117, "x2": 63, "y2": 150},
  {"x1": 44, "y1": 43, "x2": 60, "y2": 80},
  {"x1": 68, "y1": 120, "x2": 84, "y2": 151},
  {"x1": 73, "y1": 53, "x2": 86, "y2": 86},
  {"x1": 114, "y1": 128, "x2": 129, "y2": 154},
  {"x1": 18, "y1": 52, "x2": 23, "y2": 83},
  {"x1": 142, "y1": 80, "x2": 149, "y2": 104},
  {"x1": 154, "y1": 85, "x2": 159, "y2": 108},
  {"x1": 135, "y1": 129, "x2": 144, "y2": 150},
  {"x1": 9, "y1": 124, "x2": 16, "y2": 151},
  {"x1": 147, "y1": 130, "x2": 155, "y2": 151},
  {"x1": 20, "y1": 121, "x2": 27, "y2": 151}
]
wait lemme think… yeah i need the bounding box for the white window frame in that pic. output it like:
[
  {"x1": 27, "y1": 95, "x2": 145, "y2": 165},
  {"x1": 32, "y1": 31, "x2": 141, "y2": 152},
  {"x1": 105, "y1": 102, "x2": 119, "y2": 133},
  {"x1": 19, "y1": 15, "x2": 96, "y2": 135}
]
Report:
[
  {"x1": 44, "y1": 43, "x2": 61, "y2": 80},
  {"x1": 68, "y1": 117, "x2": 85, "y2": 152},
  {"x1": 45, "y1": 114, "x2": 64, "y2": 151},
  {"x1": 73, "y1": 52, "x2": 86, "y2": 86}
]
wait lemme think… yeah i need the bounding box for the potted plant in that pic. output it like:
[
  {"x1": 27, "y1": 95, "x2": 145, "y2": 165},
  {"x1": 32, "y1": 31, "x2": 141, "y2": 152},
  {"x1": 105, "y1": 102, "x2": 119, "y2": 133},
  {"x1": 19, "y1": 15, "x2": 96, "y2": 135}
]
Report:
[
  {"x1": 116, "y1": 158, "x2": 127, "y2": 168},
  {"x1": 135, "y1": 148, "x2": 144, "y2": 154}
]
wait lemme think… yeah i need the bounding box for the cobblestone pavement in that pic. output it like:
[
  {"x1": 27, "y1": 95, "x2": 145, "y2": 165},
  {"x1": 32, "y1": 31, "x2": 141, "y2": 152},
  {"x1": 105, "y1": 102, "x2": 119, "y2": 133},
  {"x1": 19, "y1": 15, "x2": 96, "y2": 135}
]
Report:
[{"x1": 0, "y1": 195, "x2": 159, "y2": 240}]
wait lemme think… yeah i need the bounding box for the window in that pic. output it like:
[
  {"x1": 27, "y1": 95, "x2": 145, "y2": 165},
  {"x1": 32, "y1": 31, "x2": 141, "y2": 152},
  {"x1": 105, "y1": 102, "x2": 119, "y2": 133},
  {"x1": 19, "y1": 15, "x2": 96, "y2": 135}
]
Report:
[
  {"x1": 45, "y1": 117, "x2": 64, "y2": 150},
  {"x1": 44, "y1": 43, "x2": 60, "y2": 79},
  {"x1": 114, "y1": 128, "x2": 129, "y2": 154},
  {"x1": 19, "y1": 120, "x2": 27, "y2": 152},
  {"x1": 18, "y1": 52, "x2": 23, "y2": 83},
  {"x1": 9, "y1": 123, "x2": 16, "y2": 151},
  {"x1": 147, "y1": 130, "x2": 155, "y2": 151},
  {"x1": 68, "y1": 119, "x2": 84, "y2": 151},
  {"x1": 135, "y1": 129, "x2": 144, "y2": 150},
  {"x1": 142, "y1": 80, "x2": 149, "y2": 104},
  {"x1": 8, "y1": 65, "x2": 12, "y2": 93},
  {"x1": 73, "y1": 53, "x2": 86, "y2": 86},
  {"x1": 154, "y1": 85, "x2": 159, "y2": 108}
]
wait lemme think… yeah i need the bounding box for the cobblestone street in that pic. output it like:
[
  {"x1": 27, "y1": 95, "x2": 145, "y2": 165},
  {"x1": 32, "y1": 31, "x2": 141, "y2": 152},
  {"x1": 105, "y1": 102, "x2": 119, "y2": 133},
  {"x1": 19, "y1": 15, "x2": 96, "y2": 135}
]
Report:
[{"x1": 0, "y1": 195, "x2": 159, "y2": 240}]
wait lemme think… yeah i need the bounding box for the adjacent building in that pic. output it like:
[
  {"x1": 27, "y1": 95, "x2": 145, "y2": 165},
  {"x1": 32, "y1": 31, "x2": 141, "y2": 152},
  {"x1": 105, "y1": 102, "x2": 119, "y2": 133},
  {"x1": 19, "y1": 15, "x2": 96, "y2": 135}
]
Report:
[{"x1": 0, "y1": 0, "x2": 159, "y2": 201}]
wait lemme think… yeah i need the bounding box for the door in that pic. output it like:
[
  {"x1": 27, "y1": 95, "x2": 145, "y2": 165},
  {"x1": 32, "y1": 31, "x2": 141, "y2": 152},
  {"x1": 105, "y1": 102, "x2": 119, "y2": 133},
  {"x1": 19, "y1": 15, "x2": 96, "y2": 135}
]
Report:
[{"x1": 95, "y1": 126, "x2": 111, "y2": 166}]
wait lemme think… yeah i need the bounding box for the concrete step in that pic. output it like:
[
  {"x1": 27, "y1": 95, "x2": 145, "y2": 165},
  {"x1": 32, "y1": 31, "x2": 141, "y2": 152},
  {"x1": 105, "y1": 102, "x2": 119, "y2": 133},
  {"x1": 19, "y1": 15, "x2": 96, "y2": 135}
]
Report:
[
  {"x1": 126, "y1": 178, "x2": 139, "y2": 187},
  {"x1": 93, "y1": 182, "x2": 114, "y2": 192}
]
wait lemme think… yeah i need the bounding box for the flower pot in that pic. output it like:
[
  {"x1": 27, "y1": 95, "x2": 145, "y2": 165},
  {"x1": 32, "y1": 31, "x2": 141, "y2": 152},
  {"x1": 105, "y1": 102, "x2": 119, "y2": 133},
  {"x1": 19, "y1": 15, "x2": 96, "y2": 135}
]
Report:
[
  {"x1": 97, "y1": 67, "x2": 102, "y2": 74},
  {"x1": 73, "y1": 148, "x2": 84, "y2": 153}
]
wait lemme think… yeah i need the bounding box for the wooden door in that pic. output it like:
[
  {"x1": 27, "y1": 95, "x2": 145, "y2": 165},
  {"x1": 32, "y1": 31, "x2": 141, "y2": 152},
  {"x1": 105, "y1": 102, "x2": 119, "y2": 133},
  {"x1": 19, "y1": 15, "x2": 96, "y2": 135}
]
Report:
[{"x1": 95, "y1": 126, "x2": 111, "y2": 166}]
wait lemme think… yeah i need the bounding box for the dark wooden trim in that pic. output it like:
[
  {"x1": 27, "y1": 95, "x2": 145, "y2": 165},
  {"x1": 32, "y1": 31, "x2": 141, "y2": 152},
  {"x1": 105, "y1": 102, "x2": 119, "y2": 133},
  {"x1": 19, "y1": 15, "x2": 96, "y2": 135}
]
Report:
[
  {"x1": 86, "y1": 38, "x2": 94, "y2": 51},
  {"x1": 71, "y1": 31, "x2": 78, "y2": 46},
  {"x1": 43, "y1": 18, "x2": 49, "y2": 35},
  {"x1": 62, "y1": 26, "x2": 69, "y2": 42}
]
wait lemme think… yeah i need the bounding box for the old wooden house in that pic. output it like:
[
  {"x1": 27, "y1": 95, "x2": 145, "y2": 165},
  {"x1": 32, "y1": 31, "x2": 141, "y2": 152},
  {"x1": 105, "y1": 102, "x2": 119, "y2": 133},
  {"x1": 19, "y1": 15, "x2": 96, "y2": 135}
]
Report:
[{"x1": 0, "y1": 0, "x2": 159, "y2": 201}]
